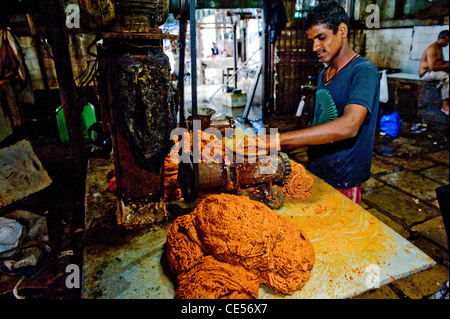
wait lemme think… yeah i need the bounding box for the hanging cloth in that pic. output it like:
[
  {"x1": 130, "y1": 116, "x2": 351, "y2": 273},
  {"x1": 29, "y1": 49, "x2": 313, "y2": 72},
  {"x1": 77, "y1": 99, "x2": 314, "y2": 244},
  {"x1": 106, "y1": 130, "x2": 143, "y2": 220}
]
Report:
[{"x1": 0, "y1": 28, "x2": 27, "y2": 127}]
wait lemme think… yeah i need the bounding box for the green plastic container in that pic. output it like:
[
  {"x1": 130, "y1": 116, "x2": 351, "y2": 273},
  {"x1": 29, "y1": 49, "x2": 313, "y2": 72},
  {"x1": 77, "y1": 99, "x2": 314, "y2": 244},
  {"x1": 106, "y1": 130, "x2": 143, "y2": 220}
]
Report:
[{"x1": 56, "y1": 103, "x2": 97, "y2": 144}]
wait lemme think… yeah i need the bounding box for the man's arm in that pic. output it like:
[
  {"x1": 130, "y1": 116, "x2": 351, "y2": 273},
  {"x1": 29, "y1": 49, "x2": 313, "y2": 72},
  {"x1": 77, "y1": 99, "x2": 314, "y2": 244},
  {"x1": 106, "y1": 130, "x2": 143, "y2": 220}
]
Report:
[
  {"x1": 279, "y1": 104, "x2": 368, "y2": 151},
  {"x1": 427, "y1": 47, "x2": 449, "y2": 72}
]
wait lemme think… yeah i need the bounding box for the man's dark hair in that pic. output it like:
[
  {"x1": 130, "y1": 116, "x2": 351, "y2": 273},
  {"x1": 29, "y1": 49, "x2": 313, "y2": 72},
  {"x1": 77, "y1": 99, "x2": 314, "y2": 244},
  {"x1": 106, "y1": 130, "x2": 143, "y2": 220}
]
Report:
[
  {"x1": 438, "y1": 30, "x2": 449, "y2": 39},
  {"x1": 304, "y1": 0, "x2": 350, "y2": 34}
]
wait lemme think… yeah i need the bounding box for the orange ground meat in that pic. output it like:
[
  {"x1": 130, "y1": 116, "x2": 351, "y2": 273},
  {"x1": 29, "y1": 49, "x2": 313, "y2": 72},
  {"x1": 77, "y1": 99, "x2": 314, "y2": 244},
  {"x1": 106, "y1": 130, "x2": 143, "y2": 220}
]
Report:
[
  {"x1": 175, "y1": 256, "x2": 261, "y2": 299},
  {"x1": 278, "y1": 160, "x2": 314, "y2": 200},
  {"x1": 165, "y1": 214, "x2": 205, "y2": 275},
  {"x1": 164, "y1": 194, "x2": 315, "y2": 298}
]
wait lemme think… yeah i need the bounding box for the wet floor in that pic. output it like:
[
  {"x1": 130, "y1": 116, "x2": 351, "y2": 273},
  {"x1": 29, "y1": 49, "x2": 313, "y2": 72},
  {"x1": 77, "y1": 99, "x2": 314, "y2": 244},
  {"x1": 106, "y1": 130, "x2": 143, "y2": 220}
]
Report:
[{"x1": 359, "y1": 124, "x2": 449, "y2": 299}]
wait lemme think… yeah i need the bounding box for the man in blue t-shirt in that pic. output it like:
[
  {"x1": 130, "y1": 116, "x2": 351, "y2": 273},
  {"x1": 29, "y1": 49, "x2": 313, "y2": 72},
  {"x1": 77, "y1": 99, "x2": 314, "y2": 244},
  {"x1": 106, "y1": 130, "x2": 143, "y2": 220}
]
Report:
[{"x1": 279, "y1": 1, "x2": 380, "y2": 204}]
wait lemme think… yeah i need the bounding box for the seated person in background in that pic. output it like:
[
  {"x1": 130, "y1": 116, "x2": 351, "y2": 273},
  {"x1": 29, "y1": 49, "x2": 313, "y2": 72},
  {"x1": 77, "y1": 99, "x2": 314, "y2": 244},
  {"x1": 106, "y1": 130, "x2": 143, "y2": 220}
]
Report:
[
  {"x1": 419, "y1": 30, "x2": 449, "y2": 115},
  {"x1": 211, "y1": 42, "x2": 220, "y2": 57}
]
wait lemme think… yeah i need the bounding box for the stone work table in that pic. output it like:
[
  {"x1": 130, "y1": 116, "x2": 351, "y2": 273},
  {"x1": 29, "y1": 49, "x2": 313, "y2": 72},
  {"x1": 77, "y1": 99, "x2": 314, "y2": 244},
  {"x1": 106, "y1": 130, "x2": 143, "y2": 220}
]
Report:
[{"x1": 82, "y1": 157, "x2": 435, "y2": 299}]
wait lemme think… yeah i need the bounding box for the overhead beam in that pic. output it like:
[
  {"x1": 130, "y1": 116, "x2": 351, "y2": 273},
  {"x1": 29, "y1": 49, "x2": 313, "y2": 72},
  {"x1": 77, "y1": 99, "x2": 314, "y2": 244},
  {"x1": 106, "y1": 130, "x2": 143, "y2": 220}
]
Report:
[{"x1": 196, "y1": 0, "x2": 262, "y2": 9}]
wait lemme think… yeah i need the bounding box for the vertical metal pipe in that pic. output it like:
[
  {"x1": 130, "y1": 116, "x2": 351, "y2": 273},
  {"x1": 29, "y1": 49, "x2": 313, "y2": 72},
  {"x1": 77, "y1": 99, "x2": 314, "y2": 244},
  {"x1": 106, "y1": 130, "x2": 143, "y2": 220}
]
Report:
[
  {"x1": 179, "y1": 16, "x2": 186, "y2": 127},
  {"x1": 233, "y1": 21, "x2": 238, "y2": 90},
  {"x1": 197, "y1": 21, "x2": 204, "y2": 85},
  {"x1": 243, "y1": 22, "x2": 247, "y2": 62},
  {"x1": 289, "y1": 29, "x2": 294, "y2": 112},
  {"x1": 261, "y1": 7, "x2": 268, "y2": 121},
  {"x1": 189, "y1": 0, "x2": 199, "y2": 193},
  {"x1": 190, "y1": 0, "x2": 197, "y2": 120},
  {"x1": 269, "y1": 42, "x2": 274, "y2": 115}
]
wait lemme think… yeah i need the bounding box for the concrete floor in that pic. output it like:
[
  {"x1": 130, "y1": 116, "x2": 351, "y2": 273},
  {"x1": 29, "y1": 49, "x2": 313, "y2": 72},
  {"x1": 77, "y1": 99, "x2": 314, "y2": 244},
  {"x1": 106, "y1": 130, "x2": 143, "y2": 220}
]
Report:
[{"x1": 193, "y1": 83, "x2": 450, "y2": 299}]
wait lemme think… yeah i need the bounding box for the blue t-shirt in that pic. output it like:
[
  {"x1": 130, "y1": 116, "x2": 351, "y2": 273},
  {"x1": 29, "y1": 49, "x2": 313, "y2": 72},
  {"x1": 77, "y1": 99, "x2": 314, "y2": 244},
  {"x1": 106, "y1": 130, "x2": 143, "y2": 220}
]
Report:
[{"x1": 306, "y1": 55, "x2": 380, "y2": 189}]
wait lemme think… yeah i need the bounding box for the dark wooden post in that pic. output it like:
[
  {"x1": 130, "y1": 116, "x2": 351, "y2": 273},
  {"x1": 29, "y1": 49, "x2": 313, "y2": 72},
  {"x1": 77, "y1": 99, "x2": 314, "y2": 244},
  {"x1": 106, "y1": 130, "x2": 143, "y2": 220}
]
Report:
[
  {"x1": 26, "y1": 14, "x2": 50, "y2": 91},
  {"x1": 47, "y1": 0, "x2": 86, "y2": 182}
]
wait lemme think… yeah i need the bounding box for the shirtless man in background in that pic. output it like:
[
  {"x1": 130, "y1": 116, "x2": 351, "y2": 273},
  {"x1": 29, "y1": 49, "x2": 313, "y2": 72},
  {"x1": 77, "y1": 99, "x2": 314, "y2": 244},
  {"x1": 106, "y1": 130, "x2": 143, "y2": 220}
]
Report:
[{"x1": 419, "y1": 30, "x2": 449, "y2": 115}]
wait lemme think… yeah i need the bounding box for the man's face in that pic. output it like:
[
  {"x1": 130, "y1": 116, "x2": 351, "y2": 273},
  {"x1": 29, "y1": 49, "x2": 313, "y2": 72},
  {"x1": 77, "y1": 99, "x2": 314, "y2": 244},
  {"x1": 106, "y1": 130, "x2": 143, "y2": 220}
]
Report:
[
  {"x1": 437, "y1": 36, "x2": 449, "y2": 48},
  {"x1": 306, "y1": 23, "x2": 345, "y2": 64}
]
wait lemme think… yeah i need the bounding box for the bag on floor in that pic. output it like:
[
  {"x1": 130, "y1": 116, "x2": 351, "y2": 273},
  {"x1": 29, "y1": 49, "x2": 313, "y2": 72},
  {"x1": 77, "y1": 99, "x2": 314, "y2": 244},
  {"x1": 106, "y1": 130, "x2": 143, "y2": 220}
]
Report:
[
  {"x1": 0, "y1": 210, "x2": 52, "y2": 277},
  {"x1": 379, "y1": 110, "x2": 401, "y2": 137}
]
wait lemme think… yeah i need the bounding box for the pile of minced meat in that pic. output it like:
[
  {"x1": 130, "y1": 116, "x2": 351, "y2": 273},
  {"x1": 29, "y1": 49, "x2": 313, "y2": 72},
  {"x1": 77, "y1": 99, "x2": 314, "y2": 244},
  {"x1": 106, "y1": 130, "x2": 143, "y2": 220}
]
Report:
[{"x1": 164, "y1": 194, "x2": 315, "y2": 299}]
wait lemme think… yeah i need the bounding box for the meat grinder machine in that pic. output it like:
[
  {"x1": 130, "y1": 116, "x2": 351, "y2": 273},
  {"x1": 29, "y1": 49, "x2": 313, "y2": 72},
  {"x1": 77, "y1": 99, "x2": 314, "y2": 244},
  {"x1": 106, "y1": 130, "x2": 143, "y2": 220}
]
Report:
[{"x1": 178, "y1": 148, "x2": 292, "y2": 209}]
